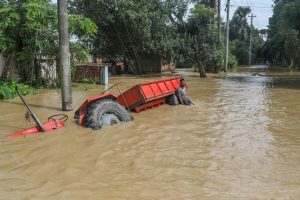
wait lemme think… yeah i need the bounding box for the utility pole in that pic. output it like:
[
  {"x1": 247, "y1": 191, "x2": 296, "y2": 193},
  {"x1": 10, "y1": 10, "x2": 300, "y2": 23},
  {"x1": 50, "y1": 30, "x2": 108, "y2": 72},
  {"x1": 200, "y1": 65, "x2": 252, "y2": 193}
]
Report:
[
  {"x1": 248, "y1": 13, "x2": 256, "y2": 65},
  {"x1": 58, "y1": 0, "x2": 73, "y2": 111},
  {"x1": 217, "y1": 0, "x2": 221, "y2": 45},
  {"x1": 224, "y1": 0, "x2": 230, "y2": 72}
]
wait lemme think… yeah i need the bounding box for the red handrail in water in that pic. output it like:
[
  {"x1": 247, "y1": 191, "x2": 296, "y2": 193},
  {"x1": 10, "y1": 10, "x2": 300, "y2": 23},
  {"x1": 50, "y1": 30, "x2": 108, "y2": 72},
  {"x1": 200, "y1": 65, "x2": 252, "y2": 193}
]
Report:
[{"x1": 4, "y1": 119, "x2": 64, "y2": 139}]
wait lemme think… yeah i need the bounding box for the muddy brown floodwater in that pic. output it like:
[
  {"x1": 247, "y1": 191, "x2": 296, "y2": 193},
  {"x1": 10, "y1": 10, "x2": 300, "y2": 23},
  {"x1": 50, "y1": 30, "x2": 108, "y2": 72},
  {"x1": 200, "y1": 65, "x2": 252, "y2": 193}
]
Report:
[{"x1": 0, "y1": 66, "x2": 300, "y2": 200}]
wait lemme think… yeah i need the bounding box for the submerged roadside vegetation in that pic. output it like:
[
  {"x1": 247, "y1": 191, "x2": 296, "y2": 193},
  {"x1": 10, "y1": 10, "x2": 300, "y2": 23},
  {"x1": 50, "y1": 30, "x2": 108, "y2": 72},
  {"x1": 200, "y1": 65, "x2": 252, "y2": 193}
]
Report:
[
  {"x1": 0, "y1": 0, "x2": 266, "y2": 83},
  {"x1": 0, "y1": 80, "x2": 33, "y2": 100},
  {"x1": 263, "y1": 0, "x2": 300, "y2": 69},
  {"x1": 0, "y1": 0, "x2": 299, "y2": 100}
]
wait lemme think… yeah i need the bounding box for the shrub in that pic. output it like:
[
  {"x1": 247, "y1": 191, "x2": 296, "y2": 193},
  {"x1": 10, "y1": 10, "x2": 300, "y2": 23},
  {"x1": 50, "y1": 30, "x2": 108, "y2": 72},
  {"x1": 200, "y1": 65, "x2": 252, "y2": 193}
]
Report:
[{"x1": 0, "y1": 81, "x2": 33, "y2": 100}]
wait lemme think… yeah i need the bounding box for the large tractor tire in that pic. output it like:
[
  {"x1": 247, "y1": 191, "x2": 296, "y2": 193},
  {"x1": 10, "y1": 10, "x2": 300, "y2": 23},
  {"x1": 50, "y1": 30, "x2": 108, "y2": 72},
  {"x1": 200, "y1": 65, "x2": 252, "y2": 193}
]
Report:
[{"x1": 85, "y1": 99, "x2": 133, "y2": 130}]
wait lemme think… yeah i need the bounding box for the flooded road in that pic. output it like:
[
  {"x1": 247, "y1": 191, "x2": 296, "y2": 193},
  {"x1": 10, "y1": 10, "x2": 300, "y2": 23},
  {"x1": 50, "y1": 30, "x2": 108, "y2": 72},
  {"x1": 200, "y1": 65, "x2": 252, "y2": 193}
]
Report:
[{"x1": 0, "y1": 66, "x2": 300, "y2": 199}]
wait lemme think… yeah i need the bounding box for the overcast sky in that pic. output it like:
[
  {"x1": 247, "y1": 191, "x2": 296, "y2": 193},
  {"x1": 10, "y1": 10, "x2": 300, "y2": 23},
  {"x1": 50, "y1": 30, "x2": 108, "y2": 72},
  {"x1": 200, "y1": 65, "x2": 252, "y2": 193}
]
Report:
[
  {"x1": 52, "y1": 0, "x2": 273, "y2": 30},
  {"x1": 221, "y1": 0, "x2": 274, "y2": 29}
]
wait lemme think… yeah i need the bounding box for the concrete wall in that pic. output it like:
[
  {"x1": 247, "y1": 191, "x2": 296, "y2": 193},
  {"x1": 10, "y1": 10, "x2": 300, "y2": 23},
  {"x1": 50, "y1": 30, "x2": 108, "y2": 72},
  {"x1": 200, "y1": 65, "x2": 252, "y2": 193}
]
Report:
[
  {"x1": 73, "y1": 63, "x2": 102, "y2": 83},
  {"x1": 40, "y1": 60, "x2": 57, "y2": 83}
]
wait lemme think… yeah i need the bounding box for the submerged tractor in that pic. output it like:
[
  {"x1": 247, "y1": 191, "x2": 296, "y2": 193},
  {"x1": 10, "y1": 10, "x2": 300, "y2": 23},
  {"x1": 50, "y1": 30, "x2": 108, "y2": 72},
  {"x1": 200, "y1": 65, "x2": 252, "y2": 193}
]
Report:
[
  {"x1": 4, "y1": 76, "x2": 182, "y2": 138},
  {"x1": 74, "y1": 76, "x2": 182, "y2": 129}
]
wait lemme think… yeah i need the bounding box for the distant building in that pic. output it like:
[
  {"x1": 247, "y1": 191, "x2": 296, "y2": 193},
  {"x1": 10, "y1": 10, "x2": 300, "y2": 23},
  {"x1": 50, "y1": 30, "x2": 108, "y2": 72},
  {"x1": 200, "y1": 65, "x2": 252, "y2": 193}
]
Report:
[
  {"x1": 127, "y1": 54, "x2": 174, "y2": 74},
  {"x1": 139, "y1": 54, "x2": 162, "y2": 73}
]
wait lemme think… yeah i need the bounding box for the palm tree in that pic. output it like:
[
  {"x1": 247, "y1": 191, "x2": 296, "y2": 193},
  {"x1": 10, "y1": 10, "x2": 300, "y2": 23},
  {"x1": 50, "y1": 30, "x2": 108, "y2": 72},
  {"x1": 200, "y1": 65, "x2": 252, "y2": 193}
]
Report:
[{"x1": 230, "y1": 6, "x2": 251, "y2": 41}]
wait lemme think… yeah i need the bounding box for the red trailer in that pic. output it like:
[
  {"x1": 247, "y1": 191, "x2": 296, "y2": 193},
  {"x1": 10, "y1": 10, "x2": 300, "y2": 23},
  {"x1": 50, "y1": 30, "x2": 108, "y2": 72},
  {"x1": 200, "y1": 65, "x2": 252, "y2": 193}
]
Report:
[
  {"x1": 116, "y1": 76, "x2": 181, "y2": 112},
  {"x1": 75, "y1": 76, "x2": 182, "y2": 129}
]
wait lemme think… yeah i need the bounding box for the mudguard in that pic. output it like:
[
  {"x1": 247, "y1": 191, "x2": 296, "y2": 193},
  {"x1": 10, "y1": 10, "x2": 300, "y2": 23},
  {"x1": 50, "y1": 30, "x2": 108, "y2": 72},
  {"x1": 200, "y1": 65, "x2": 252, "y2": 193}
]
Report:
[{"x1": 76, "y1": 93, "x2": 118, "y2": 126}]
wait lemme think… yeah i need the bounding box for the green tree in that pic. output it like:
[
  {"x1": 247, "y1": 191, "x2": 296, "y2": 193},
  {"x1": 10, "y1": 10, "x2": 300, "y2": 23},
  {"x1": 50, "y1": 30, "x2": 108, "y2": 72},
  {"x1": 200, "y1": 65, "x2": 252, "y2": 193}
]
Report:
[
  {"x1": 71, "y1": 0, "x2": 187, "y2": 74},
  {"x1": 228, "y1": 6, "x2": 251, "y2": 65},
  {"x1": 230, "y1": 40, "x2": 248, "y2": 64},
  {"x1": 187, "y1": 3, "x2": 217, "y2": 77},
  {"x1": 281, "y1": 0, "x2": 300, "y2": 33},
  {"x1": 0, "y1": 0, "x2": 58, "y2": 81},
  {"x1": 227, "y1": 6, "x2": 264, "y2": 65},
  {"x1": 229, "y1": 6, "x2": 251, "y2": 41},
  {"x1": 263, "y1": 0, "x2": 300, "y2": 68},
  {"x1": 0, "y1": 0, "x2": 96, "y2": 82}
]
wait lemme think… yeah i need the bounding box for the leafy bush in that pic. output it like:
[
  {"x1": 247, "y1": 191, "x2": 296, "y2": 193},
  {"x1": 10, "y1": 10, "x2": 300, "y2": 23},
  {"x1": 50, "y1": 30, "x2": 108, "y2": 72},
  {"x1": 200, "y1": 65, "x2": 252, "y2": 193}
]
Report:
[
  {"x1": 228, "y1": 53, "x2": 238, "y2": 68},
  {"x1": 230, "y1": 40, "x2": 249, "y2": 65},
  {"x1": 0, "y1": 81, "x2": 33, "y2": 100},
  {"x1": 204, "y1": 46, "x2": 224, "y2": 73}
]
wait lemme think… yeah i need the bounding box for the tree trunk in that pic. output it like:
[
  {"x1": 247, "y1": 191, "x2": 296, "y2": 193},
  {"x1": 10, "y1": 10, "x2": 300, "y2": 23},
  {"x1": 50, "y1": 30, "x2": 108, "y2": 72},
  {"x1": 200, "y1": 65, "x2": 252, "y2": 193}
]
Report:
[
  {"x1": 34, "y1": 59, "x2": 41, "y2": 81},
  {"x1": 0, "y1": 52, "x2": 5, "y2": 78},
  {"x1": 195, "y1": 44, "x2": 207, "y2": 78},
  {"x1": 58, "y1": 0, "x2": 73, "y2": 111},
  {"x1": 9, "y1": 57, "x2": 18, "y2": 80},
  {"x1": 217, "y1": 0, "x2": 221, "y2": 45},
  {"x1": 0, "y1": 53, "x2": 13, "y2": 80},
  {"x1": 198, "y1": 59, "x2": 207, "y2": 78}
]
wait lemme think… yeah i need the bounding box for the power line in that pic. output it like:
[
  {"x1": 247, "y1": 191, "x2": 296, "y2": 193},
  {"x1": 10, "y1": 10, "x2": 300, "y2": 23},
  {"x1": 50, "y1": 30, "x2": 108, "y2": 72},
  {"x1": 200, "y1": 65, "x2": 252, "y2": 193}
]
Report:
[
  {"x1": 232, "y1": 0, "x2": 238, "y2": 5},
  {"x1": 232, "y1": 0, "x2": 262, "y2": 6},
  {"x1": 249, "y1": 0, "x2": 254, "y2": 9},
  {"x1": 222, "y1": 0, "x2": 273, "y2": 29},
  {"x1": 231, "y1": 4, "x2": 272, "y2": 8},
  {"x1": 246, "y1": 0, "x2": 251, "y2": 7},
  {"x1": 254, "y1": 15, "x2": 261, "y2": 30},
  {"x1": 222, "y1": 1, "x2": 227, "y2": 9}
]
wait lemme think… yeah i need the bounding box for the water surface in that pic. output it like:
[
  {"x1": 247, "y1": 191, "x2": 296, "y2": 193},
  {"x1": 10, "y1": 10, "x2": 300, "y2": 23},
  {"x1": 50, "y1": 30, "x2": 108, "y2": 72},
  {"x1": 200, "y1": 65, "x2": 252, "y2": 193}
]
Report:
[{"x1": 0, "y1": 66, "x2": 300, "y2": 199}]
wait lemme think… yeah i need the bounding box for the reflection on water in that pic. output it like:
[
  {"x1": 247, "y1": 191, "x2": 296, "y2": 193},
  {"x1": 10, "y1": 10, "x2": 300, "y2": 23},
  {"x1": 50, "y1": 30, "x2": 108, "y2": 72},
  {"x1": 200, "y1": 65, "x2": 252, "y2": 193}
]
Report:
[
  {"x1": 0, "y1": 66, "x2": 300, "y2": 199},
  {"x1": 229, "y1": 65, "x2": 300, "y2": 90}
]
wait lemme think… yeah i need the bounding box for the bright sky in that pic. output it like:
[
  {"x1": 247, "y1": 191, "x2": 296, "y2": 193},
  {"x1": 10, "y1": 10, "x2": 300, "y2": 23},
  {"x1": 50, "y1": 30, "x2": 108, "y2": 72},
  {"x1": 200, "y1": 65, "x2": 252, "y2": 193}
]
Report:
[{"x1": 221, "y1": 0, "x2": 274, "y2": 29}]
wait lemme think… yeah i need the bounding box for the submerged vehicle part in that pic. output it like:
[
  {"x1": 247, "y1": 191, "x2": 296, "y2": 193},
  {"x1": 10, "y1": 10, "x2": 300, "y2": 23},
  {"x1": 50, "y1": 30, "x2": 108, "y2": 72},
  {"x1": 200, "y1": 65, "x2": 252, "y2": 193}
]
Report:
[
  {"x1": 75, "y1": 76, "x2": 182, "y2": 129},
  {"x1": 4, "y1": 114, "x2": 68, "y2": 139},
  {"x1": 116, "y1": 76, "x2": 181, "y2": 112},
  {"x1": 4, "y1": 87, "x2": 68, "y2": 139},
  {"x1": 85, "y1": 99, "x2": 133, "y2": 130}
]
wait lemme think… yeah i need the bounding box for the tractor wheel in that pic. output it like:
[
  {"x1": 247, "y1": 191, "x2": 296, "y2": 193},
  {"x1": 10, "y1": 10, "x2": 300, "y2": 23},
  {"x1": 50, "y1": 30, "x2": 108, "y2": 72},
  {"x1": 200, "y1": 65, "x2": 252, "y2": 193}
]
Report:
[
  {"x1": 74, "y1": 109, "x2": 79, "y2": 119},
  {"x1": 85, "y1": 99, "x2": 133, "y2": 130}
]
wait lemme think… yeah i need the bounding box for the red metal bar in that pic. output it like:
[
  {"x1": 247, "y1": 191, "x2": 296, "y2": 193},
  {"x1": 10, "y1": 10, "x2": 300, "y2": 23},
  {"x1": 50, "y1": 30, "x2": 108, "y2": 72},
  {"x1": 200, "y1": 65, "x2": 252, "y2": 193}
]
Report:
[
  {"x1": 134, "y1": 98, "x2": 166, "y2": 113},
  {"x1": 4, "y1": 119, "x2": 64, "y2": 139},
  {"x1": 117, "y1": 85, "x2": 130, "y2": 111}
]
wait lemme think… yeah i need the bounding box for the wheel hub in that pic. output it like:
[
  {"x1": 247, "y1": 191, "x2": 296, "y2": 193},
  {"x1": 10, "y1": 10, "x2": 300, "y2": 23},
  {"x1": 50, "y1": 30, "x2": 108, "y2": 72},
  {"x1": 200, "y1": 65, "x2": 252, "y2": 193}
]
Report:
[{"x1": 101, "y1": 113, "x2": 120, "y2": 125}]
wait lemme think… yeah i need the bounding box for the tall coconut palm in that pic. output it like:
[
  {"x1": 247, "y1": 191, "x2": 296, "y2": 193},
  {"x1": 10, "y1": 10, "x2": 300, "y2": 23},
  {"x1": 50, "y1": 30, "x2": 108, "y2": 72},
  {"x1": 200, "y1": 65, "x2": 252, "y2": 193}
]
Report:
[{"x1": 230, "y1": 6, "x2": 251, "y2": 41}]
